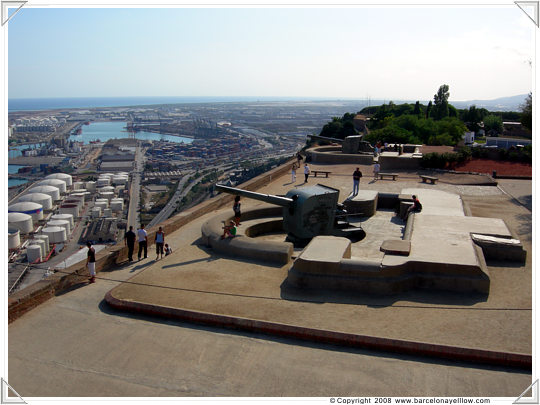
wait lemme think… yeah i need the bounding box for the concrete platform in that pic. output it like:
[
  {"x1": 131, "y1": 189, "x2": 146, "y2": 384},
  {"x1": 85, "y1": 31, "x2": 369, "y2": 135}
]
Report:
[{"x1": 104, "y1": 165, "x2": 531, "y2": 370}]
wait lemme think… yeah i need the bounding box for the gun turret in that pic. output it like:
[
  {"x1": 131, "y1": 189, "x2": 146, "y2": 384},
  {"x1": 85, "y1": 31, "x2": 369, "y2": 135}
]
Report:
[
  {"x1": 308, "y1": 134, "x2": 344, "y2": 144},
  {"x1": 215, "y1": 184, "x2": 293, "y2": 207},
  {"x1": 215, "y1": 183, "x2": 364, "y2": 245}
]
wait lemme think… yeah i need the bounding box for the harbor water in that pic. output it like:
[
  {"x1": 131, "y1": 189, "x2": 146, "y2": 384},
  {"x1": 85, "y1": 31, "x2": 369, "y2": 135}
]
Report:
[{"x1": 70, "y1": 121, "x2": 194, "y2": 144}]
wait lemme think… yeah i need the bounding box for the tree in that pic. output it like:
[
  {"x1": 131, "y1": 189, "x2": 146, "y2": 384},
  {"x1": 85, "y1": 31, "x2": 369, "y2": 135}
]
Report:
[
  {"x1": 413, "y1": 101, "x2": 421, "y2": 116},
  {"x1": 520, "y1": 92, "x2": 532, "y2": 130},
  {"x1": 426, "y1": 101, "x2": 432, "y2": 119},
  {"x1": 433, "y1": 84, "x2": 450, "y2": 120},
  {"x1": 483, "y1": 114, "x2": 503, "y2": 134}
]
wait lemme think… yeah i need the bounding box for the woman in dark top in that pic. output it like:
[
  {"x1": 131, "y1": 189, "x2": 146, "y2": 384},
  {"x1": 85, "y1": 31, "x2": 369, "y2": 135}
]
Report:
[
  {"x1": 233, "y1": 196, "x2": 241, "y2": 226},
  {"x1": 86, "y1": 241, "x2": 96, "y2": 283}
]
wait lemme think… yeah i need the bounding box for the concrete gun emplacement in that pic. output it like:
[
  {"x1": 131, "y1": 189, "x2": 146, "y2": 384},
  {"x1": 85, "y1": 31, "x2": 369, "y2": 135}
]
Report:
[{"x1": 215, "y1": 183, "x2": 365, "y2": 245}]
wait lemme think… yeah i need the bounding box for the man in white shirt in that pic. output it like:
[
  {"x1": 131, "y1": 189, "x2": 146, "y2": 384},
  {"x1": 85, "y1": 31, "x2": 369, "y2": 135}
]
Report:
[
  {"x1": 304, "y1": 163, "x2": 310, "y2": 183},
  {"x1": 137, "y1": 224, "x2": 148, "y2": 260}
]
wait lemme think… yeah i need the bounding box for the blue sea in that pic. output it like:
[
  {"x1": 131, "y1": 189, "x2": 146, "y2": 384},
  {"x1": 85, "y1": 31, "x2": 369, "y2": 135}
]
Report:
[
  {"x1": 9, "y1": 143, "x2": 46, "y2": 158},
  {"x1": 8, "y1": 96, "x2": 314, "y2": 112},
  {"x1": 8, "y1": 165, "x2": 29, "y2": 187},
  {"x1": 71, "y1": 121, "x2": 193, "y2": 144}
]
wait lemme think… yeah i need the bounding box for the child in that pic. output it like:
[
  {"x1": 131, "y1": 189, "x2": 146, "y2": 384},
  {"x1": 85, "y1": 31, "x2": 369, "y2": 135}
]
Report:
[
  {"x1": 221, "y1": 221, "x2": 237, "y2": 239},
  {"x1": 164, "y1": 244, "x2": 172, "y2": 256}
]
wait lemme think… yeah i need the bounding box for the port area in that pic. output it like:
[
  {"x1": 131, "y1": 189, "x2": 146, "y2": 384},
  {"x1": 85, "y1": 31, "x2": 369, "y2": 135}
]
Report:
[{"x1": 105, "y1": 163, "x2": 531, "y2": 371}]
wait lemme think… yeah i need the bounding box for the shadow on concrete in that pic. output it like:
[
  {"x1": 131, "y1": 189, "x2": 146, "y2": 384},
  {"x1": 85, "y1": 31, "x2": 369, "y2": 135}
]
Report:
[
  {"x1": 191, "y1": 238, "x2": 285, "y2": 269},
  {"x1": 129, "y1": 259, "x2": 156, "y2": 273},
  {"x1": 55, "y1": 281, "x2": 89, "y2": 296},
  {"x1": 279, "y1": 280, "x2": 488, "y2": 307},
  {"x1": 162, "y1": 257, "x2": 220, "y2": 269},
  {"x1": 97, "y1": 297, "x2": 526, "y2": 374},
  {"x1": 514, "y1": 213, "x2": 532, "y2": 243}
]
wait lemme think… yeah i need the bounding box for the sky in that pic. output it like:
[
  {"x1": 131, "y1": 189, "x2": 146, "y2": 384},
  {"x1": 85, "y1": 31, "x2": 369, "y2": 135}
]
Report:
[{"x1": 5, "y1": 3, "x2": 536, "y2": 102}]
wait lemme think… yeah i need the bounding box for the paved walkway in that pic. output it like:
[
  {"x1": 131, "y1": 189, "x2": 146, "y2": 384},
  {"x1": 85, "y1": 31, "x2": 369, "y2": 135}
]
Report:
[
  {"x1": 8, "y1": 165, "x2": 532, "y2": 397},
  {"x1": 108, "y1": 167, "x2": 531, "y2": 355}
]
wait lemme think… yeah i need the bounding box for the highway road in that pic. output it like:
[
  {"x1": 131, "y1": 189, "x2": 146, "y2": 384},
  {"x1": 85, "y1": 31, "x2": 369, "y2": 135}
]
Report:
[
  {"x1": 126, "y1": 144, "x2": 145, "y2": 230},
  {"x1": 147, "y1": 170, "x2": 197, "y2": 227}
]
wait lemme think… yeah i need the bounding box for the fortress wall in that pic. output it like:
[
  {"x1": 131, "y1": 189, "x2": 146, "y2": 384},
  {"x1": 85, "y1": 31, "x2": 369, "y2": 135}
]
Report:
[
  {"x1": 379, "y1": 155, "x2": 422, "y2": 170},
  {"x1": 9, "y1": 159, "x2": 295, "y2": 323},
  {"x1": 308, "y1": 149, "x2": 374, "y2": 165}
]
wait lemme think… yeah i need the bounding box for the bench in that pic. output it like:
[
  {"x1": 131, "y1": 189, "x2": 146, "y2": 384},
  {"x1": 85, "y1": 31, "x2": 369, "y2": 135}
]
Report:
[
  {"x1": 378, "y1": 173, "x2": 399, "y2": 181},
  {"x1": 420, "y1": 175, "x2": 438, "y2": 184},
  {"x1": 312, "y1": 170, "x2": 332, "y2": 178}
]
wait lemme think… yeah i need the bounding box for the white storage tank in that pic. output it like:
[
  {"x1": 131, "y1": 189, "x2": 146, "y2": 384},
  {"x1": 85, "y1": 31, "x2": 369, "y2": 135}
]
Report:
[
  {"x1": 31, "y1": 238, "x2": 47, "y2": 258},
  {"x1": 94, "y1": 201, "x2": 108, "y2": 211},
  {"x1": 42, "y1": 226, "x2": 67, "y2": 243},
  {"x1": 45, "y1": 173, "x2": 73, "y2": 187},
  {"x1": 28, "y1": 185, "x2": 61, "y2": 201},
  {"x1": 70, "y1": 193, "x2": 86, "y2": 203},
  {"x1": 48, "y1": 219, "x2": 71, "y2": 234},
  {"x1": 91, "y1": 207, "x2": 102, "y2": 218},
  {"x1": 72, "y1": 190, "x2": 87, "y2": 199},
  {"x1": 8, "y1": 201, "x2": 44, "y2": 221},
  {"x1": 8, "y1": 228, "x2": 21, "y2": 249},
  {"x1": 18, "y1": 193, "x2": 53, "y2": 210},
  {"x1": 59, "y1": 204, "x2": 79, "y2": 217},
  {"x1": 73, "y1": 181, "x2": 85, "y2": 190},
  {"x1": 110, "y1": 199, "x2": 124, "y2": 211},
  {"x1": 100, "y1": 192, "x2": 115, "y2": 201},
  {"x1": 99, "y1": 186, "x2": 115, "y2": 193},
  {"x1": 97, "y1": 178, "x2": 110, "y2": 187},
  {"x1": 38, "y1": 179, "x2": 67, "y2": 194},
  {"x1": 27, "y1": 245, "x2": 42, "y2": 263},
  {"x1": 85, "y1": 181, "x2": 97, "y2": 192},
  {"x1": 51, "y1": 213, "x2": 74, "y2": 229},
  {"x1": 103, "y1": 208, "x2": 112, "y2": 217},
  {"x1": 112, "y1": 175, "x2": 128, "y2": 185},
  {"x1": 34, "y1": 234, "x2": 50, "y2": 254},
  {"x1": 64, "y1": 199, "x2": 83, "y2": 209},
  {"x1": 8, "y1": 212, "x2": 33, "y2": 234}
]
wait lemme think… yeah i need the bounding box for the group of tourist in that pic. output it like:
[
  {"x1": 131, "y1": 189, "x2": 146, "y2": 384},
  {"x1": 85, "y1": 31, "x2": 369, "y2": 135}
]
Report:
[
  {"x1": 123, "y1": 224, "x2": 172, "y2": 262},
  {"x1": 291, "y1": 153, "x2": 311, "y2": 184},
  {"x1": 84, "y1": 223, "x2": 173, "y2": 283}
]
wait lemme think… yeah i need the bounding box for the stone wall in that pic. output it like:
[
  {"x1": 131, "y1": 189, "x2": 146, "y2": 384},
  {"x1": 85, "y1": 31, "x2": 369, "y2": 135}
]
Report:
[{"x1": 8, "y1": 159, "x2": 295, "y2": 323}]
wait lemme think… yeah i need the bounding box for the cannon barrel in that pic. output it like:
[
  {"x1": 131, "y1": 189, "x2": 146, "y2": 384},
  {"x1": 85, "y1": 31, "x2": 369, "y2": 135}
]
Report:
[
  {"x1": 308, "y1": 134, "x2": 344, "y2": 143},
  {"x1": 215, "y1": 184, "x2": 293, "y2": 207}
]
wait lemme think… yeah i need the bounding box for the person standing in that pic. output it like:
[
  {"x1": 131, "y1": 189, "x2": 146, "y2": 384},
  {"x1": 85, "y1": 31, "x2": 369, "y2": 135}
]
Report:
[
  {"x1": 304, "y1": 163, "x2": 310, "y2": 183},
  {"x1": 137, "y1": 224, "x2": 148, "y2": 260},
  {"x1": 86, "y1": 241, "x2": 96, "y2": 283},
  {"x1": 352, "y1": 167, "x2": 362, "y2": 195},
  {"x1": 233, "y1": 195, "x2": 242, "y2": 226},
  {"x1": 373, "y1": 162, "x2": 381, "y2": 180},
  {"x1": 155, "y1": 226, "x2": 165, "y2": 260},
  {"x1": 125, "y1": 226, "x2": 136, "y2": 262},
  {"x1": 296, "y1": 152, "x2": 303, "y2": 166},
  {"x1": 291, "y1": 163, "x2": 297, "y2": 183}
]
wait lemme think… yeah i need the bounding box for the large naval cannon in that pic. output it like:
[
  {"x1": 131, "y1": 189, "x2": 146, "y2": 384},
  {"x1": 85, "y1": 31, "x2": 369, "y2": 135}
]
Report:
[
  {"x1": 309, "y1": 134, "x2": 374, "y2": 154},
  {"x1": 216, "y1": 183, "x2": 365, "y2": 245}
]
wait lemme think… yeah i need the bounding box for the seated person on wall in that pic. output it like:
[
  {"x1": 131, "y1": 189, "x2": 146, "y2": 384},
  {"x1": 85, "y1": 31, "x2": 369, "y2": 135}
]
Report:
[
  {"x1": 403, "y1": 195, "x2": 422, "y2": 220},
  {"x1": 221, "y1": 221, "x2": 237, "y2": 239}
]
